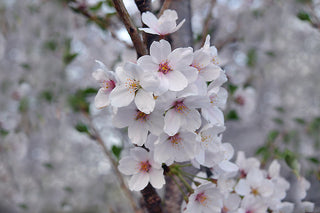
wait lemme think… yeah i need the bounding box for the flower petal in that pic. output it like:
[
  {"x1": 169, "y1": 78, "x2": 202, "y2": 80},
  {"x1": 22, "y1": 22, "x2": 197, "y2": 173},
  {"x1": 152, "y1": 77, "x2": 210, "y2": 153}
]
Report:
[
  {"x1": 110, "y1": 85, "x2": 134, "y2": 107},
  {"x1": 129, "y1": 172, "x2": 150, "y2": 191},
  {"x1": 164, "y1": 109, "x2": 182, "y2": 136},
  {"x1": 135, "y1": 89, "x2": 155, "y2": 114},
  {"x1": 94, "y1": 88, "x2": 110, "y2": 109}
]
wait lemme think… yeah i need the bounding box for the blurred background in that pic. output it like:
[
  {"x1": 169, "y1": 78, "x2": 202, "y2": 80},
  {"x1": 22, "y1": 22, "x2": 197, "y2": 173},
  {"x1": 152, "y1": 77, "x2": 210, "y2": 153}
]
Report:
[{"x1": 0, "y1": 0, "x2": 319, "y2": 212}]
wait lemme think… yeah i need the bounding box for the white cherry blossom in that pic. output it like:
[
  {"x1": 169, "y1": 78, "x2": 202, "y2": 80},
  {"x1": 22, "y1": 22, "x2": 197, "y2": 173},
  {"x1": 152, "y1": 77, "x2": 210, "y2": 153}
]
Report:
[
  {"x1": 109, "y1": 62, "x2": 158, "y2": 114},
  {"x1": 137, "y1": 40, "x2": 197, "y2": 95},
  {"x1": 153, "y1": 130, "x2": 198, "y2": 165},
  {"x1": 185, "y1": 183, "x2": 223, "y2": 213},
  {"x1": 139, "y1": 9, "x2": 185, "y2": 36},
  {"x1": 118, "y1": 148, "x2": 165, "y2": 191},
  {"x1": 113, "y1": 103, "x2": 164, "y2": 146},
  {"x1": 92, "y1": 63, "x2": 116, "y2": 109}
]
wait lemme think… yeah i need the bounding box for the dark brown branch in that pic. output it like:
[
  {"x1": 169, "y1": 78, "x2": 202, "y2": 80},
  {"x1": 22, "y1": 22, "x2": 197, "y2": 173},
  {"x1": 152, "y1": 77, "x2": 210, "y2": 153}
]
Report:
[
  {"x1": 141, "y1": 184, "x2": 163, "y2": 213},
  {"x1": 112, "y1": 0, "x2": 147, "y2": 57}
]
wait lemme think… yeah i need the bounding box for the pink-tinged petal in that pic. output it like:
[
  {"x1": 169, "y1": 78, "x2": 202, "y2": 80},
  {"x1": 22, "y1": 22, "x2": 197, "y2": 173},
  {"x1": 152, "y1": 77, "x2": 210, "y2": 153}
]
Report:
[
  {"x1": 137, "y1": 55, "x2": 158, "y2": 71},
  {"x1": 247, "y1": 169, "x2": 263, "y2": 187},
  {"x1": 123, "y1": 62, "x2": 143, "y2": 80},
  {"x1": 164, "y1": 109, "x2": 182, "y2": 136},
  {"x1": 141, "y1": 11, "x2": 158, "y2": 29},
  {"x1": 174, "y1": 19, "x2": 185, "y2": 31},
  {"x1": 183, "y1": 109, "x2": 201, "y2": 132},
  {"x1": 129, "y1": 172, "x2": 150, "y2": 191},
  {"x1": 94, "y1": 88, "x2": 110, "y2": 109},
  {"x1": 193, "y1": 50, "x2": 211, "y2": 68},
  {"x1": 160, "y1": 9, "x2": 178, "y2": 21},
  {"x1": 139, "y1": 27, "x2": 159, "y2": 35},
  {"x1": 110, "y1": 85, "x2": 134, "y2": 107},
  {"x1": 166, "y1": 71, "x2": 188, "y2": 91},
  {"x1": 199, "y1": 64, "x2": 221, "y2": 81},
  {"x1": 168, "y1": 47, "x2": 193, "y2": 68},
  {"x1": 235, "y1": 179, "x2": 250, "y2": 196},
  {"x1": 92, "y1": 69, "x2": 108, "y2": 82},
  {"x1": 180, "y1": 66, "x2": 198, "y2": 83},
  {"x1": 150, "y1": 40, "x2": 172, "y2": 63},
  {"x1": 149, "y1": 168, "x2": 165, "y2": 189},
  {"x1": 130, "y1": 147, "x2": 149, "y2": 162},
  {"x1": 135, "y1": 89, "x2": 155, "y2": 114},
  {"x1": 140, "y1": 73, "x2": 160, "y2": 92},
  {"x1": 147, "y1": 112, "x2": 164, "y2": 135},
  {"x1": 201, "y1": 106, "x2": 224, "y2": 126},
  {"x1": 157, "y1": 20, "x2": 176, "y2": 35},
  {"x1": 219, "y1": 161, "x2": 238, "y2": 173},
  {"x1": 129, "y1": 122, "x2": 148, "y2": 146},
  {"x1": 112, "y1": 105, "x2": 136, "y2": 128},
  {"x1": 259, "y1": 179, "x2": 274, "y2": 197},
  {"x1": 207, "y1": 70, "x2": 227, "y2": 90},
  {"x1": 185, "y1": 96, "x2": 210, "y2": 108},
  {"x1": 118, "y1": 156, "x2": 139, "y2": 175}
]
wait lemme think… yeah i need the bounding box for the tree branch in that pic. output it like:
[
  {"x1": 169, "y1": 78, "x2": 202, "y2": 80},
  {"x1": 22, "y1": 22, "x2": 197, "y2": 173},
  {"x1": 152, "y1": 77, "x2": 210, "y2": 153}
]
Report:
[
  {"x1": 159, "y1": 0, "x2": 172, "y2": 17},
  {"x1": 141, "y1": 183, "x2": 163, "y2": 213},
  {"x1": 112, "y1": 0, "x2": 147, "y2": 57},
  {"x1": 83, "y1": 113, "x2": 142, "y2": 213},
  {"x1": 200, "y1": 0, "x2": 216, "y2": 46}
]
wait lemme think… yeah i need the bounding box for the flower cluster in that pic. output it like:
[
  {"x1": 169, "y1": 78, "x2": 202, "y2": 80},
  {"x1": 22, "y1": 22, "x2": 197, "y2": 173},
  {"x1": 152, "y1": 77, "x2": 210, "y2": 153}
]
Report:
[{"x1": 93, "y1": 9, "x2": 314, "y2": 213}]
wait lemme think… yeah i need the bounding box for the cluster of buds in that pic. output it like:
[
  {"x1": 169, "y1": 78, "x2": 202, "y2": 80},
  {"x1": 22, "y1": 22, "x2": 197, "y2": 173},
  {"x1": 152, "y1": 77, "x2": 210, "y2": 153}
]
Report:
[{"x1": 93, "y1": 9, "x2": 314, "y2": 213}]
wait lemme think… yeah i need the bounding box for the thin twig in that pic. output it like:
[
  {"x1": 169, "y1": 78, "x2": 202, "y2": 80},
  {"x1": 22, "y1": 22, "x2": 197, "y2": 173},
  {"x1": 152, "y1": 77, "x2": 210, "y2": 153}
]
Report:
[
  {"x1": 159, "y1": 0, "x2": 172, "y2": 17},
  {"x1": 200, "y1": 0, "x2": 216, "y2": 46},
  {"x1": 112, "y1": 0, "x2": 147, "y2": 57},
  {"x1": 83, "y1": 113, "x2": 142, "y2": 213}
]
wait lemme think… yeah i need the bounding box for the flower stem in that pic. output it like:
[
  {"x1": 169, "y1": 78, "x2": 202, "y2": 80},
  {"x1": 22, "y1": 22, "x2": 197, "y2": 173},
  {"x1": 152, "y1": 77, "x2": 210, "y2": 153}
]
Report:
[{"x1": 176, "y1": 172, "x2": 194, "y2": 194}]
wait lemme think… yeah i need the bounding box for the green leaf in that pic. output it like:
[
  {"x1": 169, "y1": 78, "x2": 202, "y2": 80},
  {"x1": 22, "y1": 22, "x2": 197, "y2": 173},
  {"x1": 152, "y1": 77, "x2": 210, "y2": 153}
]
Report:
[
  {"x1": 297, "y1": 11, "x2": 312, "y2": 23},
  {"x1": 39, "y1": 90, "x2": 54, "y2": 102},
  {"x1": 226, "y1": 110, "x2": 239, "y2": 120},
  {"x1": 89, "y1": 1, "x2": 103, "y2": 11},
  {"x1": 63, "y1": 53, "x2": 78, "y2": 65},
  {"x1": 43, "y1": 162, "x2": 54, "y2": 170},
  {"x1": 267, "y1": 130, "x2": 279, "y2": 143},
  {"x1": 43, "y1": 40, "x2": 58, "y2": 51},
  {"x1": 75, "y1": 123, "x2": 89, "y2": 134},
  {"x1": 20, "y1": 63, "x2": 31, "y2": 70},
  {"x1": 18, "y1": 203, "x2": 28, "y2": 210},
  {"x1": 265, "y1": 51, "x2": 276, "y2": 57},
  {"x1": 63, "y1": 186, "x2": 74, "y2": 193},
  {"x1": 228, "y1": 84, "x2": 238, "y2": 95},
  {"x1": 294, "y1": 117, "x2": 306, "y2": 125},
  {"x1": 246, "y1": 48, "x2": 257, "y2": 68},
  {"x1": 111, "y1": 145, "x2": 122, "y2": 160},
  {"x1": 296, "y1": 0, "x2": 312, "y2": 4},
  {"x1": 275, "y1": 106, "x2": 285, "y2": 113},
  {"x1": 68, "y1": 88, "x2": 98, "y2": 113},
  {"x1": 273, "y1": 118, "x2": 284, "y2": 125},
  {"x1": 283, "y1": 149, "x2": 300, "y2": 172},
  {"x1": 307, "y1": 157, "x2": 320, "y2": 165},
  {"x1": 0, "y1": 129, "x2": 9, "y2": 137},
  {"x1": 19, "y1": 98, "x2": 29, "y2": 113}
]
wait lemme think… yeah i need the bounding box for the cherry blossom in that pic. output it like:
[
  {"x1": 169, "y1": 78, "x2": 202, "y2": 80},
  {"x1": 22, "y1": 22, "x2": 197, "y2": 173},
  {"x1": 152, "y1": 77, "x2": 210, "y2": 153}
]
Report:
[
  {"x1": 139, "y1": 9, "x2": 185, "y2": 36},
  {"x1": 92, "y1": 62, "x2": 116, "y2": 109},
  {"x1": 109, "y1": 62, "x2": 158, "y2": 114},
  {"x1": 118, "y1": 148, "x2": 165, "y2": 191}
]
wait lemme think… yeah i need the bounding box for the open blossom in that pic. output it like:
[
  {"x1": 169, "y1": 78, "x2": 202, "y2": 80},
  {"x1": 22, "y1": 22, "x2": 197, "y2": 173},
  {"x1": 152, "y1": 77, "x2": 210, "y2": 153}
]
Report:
[
  {"x1": 112, "y1": 103, "x2": 164, "y2": 146},
  {"x1": 137, "y1": 39, "x2": 197, "y2": 95},
  {"x1": 109, "y1": 62, "x2": 159, "y2": 114},
  {"x1": 185, "y1": 183, "x2": 223, "y2": 213},
  {"x1": 153, "y1": 130, "x2": 198, "y2": 165},
  {"x1": 139, "y1": 9, "x2": 185, "y2": 36},
  {"x1": 118, "y1": 148, "x2": 165, "y2": 191},
  {"x1": 92, "y1": 63, "x2": 116, "y2": 109}
]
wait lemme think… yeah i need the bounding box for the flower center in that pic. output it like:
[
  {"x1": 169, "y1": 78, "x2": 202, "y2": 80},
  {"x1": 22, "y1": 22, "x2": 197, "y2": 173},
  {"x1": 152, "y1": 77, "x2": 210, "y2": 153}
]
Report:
[
  {"x1": 173, "y1": 100, "x2": 189, "y2": 114},
  {"x1": 195, "y1": 192, "x2": 207, "y2": 206},
  {"x1": 103, "y1": 80, "x2": 115, "y2": 91},
  {"x1": 240, "y1": 170, "x2": 247, "y2": 178},
  {"x1": 235, "y1": 95, "x2": 245, "y2": 106},
  {"x1": 125, "y1": 78, "x2": 140, "y2": 93},
  {"x1": 191, "y1": 63, "x2": 202, "y2": 72},
  {"x1": 168, "y1": 133, "x2": 182, "y2": 145},
  {"x1": 158, "y1": 61, "x2": 173, "y2": 74},
  {"x1": 135, "y1": 110, "x2": 150, "y2": 122},
  {"x1": 251, "y1": 188, "x2": 259, "y2": 196},
  {"x1": 139, "y1": 161, "x2": 151, "y2": 173}
]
